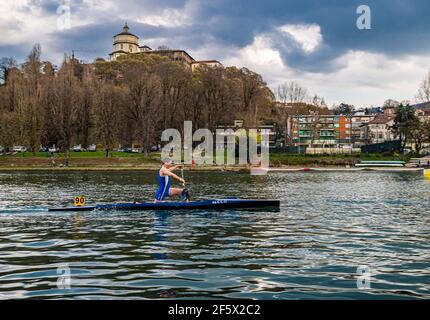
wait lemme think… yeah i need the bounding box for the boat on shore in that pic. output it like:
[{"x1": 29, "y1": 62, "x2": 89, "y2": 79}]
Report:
[{"x1": 354, "y1": 160, "x2": 405, "y2": 167}]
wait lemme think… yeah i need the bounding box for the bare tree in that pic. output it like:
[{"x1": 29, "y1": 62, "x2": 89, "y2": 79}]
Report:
[
  {"x1": 308, "y1": 111, "x2": 321, "y2": 149},
  {"x1": 417, "y1": 71, "x2": 430, "y2": 103},
  {"x1": 23, "y1": 44, "x2": 44, "y2": 154},
  {"x1": 276, "y1": 81, "x2": 308, "y2": 104},
  {"x1": 51, "y1": 57, "x2": 81, "y2": 165},
  {"x1": 383, "y1": 99, "x2": 400, "y2": 109},
  {"x1": 310, "y1": 94, "x2": 327, "y2": 108},
  {"x1": 76, "y1": 66, "x2": 94, "y2": 147},
  {"x1": 226, "y1": 67, "x2": 274, "y2": 126},
  {"x1": 126, "y1": 72, "x2": 162, "y2": 157},
  {"x1": 1, "y1": 43, "x2": 279, "y2": 157},
  {"x1": 156, "y1": 61, "x2": 191, "y2": 130},
  {"x1": 94, "y1": 82, "x2": 123, "y2": 157}
]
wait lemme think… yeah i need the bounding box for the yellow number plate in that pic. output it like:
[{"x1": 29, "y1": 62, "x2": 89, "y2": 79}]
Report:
[{"x1": 74, "y1": 196, "x2": 85, "y2": 207}]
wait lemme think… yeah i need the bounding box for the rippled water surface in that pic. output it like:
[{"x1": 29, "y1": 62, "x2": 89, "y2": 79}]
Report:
[{"x1": 0, "y1": 171, "x2": 429, "y2": 299}]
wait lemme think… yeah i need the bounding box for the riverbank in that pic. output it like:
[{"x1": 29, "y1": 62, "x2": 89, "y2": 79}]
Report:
[{"x1": 0, "y1": 151, "x2": 410, "y2": 172}]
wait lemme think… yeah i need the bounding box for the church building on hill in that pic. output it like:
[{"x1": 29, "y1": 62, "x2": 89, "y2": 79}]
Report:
[{"x1": 109, "y1": 23, "x2": 223, "y2": 71}]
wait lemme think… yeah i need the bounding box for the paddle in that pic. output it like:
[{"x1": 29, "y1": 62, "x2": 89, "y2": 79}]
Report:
[
  {"x1": 181, "y1": 167, "x2": 185, "y2": 186},
  {"x1": 180, "y1": 166, "x2": 191, "y2": 201}
]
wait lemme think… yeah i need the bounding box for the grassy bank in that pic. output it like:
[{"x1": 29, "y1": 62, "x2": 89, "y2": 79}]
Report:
[
  {"x1": 0, "y1": 151, "x2": 408, "y2": 171},
  {"x1": 269, "y1": 153, "x2": 407, "y2": 167}
]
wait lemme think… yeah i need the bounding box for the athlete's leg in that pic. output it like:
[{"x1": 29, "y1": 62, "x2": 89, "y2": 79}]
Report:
[{"x1": 169, "y1": 188, "x2": 183, "y2": 197}]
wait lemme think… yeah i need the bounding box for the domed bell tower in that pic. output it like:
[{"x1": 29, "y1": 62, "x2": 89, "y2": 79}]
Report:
[{"x1": 109, "y1": 22, "x2": 140, "y2": 61}]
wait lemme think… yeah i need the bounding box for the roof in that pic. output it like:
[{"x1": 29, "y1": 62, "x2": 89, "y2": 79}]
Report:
[
  {"x1": 191, "y1": 60, "x2": 222, "y2": 64},
  {"x1": 411, "y1": 101, "x2": 430, "y2": 110},
  {"x1": 368, "y1": 114, "x2": 394, "y2": 125},
  {"x1": 142, "y1": 49, "x2": 195, "y2": 61},
  {"x1": 114, "y1": 22, "x2": 139, "y2": 38},
  {"x1": 109, "y1": 50, "x2": 128, "y2": 56}
]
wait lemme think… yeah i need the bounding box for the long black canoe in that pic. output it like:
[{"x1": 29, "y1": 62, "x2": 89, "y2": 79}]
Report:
[{"x1": 48, "y1": 199, "x2": 280, "y2": 212}]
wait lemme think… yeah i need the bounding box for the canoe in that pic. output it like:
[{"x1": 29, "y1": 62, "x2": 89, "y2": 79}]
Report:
[
  {"x1": 424, "y1": 169, "x2": 430, "y2": 179},
  {"x1": 48, "y1": 199, "x2": 280, "y2": 212}
]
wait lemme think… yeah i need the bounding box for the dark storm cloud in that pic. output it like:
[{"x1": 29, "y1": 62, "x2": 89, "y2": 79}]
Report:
[
  {"x1": 4, "y1": 0, "x2": 430, "y2": 70},
  {"x1": 0, "y1": 44, "x2": 30, "y2": 60},
  {"x1": 187, "y1": 0, "x2": 430, "y2": 71}
]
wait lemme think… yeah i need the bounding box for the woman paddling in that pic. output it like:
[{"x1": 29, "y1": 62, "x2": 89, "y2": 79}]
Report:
[{"x1": 155, "y1": 158, "x2": 190, "y2": 202}]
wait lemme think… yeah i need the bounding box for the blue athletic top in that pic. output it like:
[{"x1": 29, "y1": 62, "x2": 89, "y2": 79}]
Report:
[{"x1": 155, "y1": 169, "x2": 170, "y2": 200}]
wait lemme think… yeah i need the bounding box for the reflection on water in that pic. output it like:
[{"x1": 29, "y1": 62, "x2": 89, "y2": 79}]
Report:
[{"x1": 0, "y1": 171, "x2": 429, "y2": 299}]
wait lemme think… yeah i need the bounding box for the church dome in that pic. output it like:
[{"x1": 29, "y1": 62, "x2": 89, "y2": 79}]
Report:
[
  {"x1": 114, "y1": 22, "x2": 139, "y2": 38},
  {"x1": 110, "y1": 22, "x2": 141, "y2": 60}
]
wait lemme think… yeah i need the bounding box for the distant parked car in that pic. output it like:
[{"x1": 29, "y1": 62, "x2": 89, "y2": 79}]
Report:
[
  {"x1": 73, "y1": 145, "x2": 82, "y2": 152},
  {"x1": 48, "y1": 146, "x2": 59, "y2": 153},
  {"x1": 0, "y1": 146, "x2": 4, "y2": 154},
  {"x1": 119, "y1": 147, "x2": 137, "y2": 153},
  {"x1": 39, "y1": 146, "x2": 48, "y2": 152},
  {"x1": 88, "y1": 144, "x2": 97, "y2": 152},
  {"x1": 12, "y1": 146, "x2": 27, "y2": 153}
]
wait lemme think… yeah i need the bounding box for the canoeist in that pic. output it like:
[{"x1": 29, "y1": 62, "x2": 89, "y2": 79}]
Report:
[{"x1": 155, "y1": 158, "x2": 190, "y2": 202}]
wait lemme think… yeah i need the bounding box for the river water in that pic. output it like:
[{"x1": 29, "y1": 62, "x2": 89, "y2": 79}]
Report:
[{"x1": 0, "y1": 171, "x2": 429, "y2": 299}]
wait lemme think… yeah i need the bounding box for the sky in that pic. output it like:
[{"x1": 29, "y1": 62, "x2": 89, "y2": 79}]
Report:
[{"x1": 1, "y1": 0, "x2": 430, "y2": 107}]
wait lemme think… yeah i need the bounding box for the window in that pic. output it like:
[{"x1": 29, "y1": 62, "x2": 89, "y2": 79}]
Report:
[
  {"x1": 121, "y1": 44, "x2": 123, "y2": 49},
  {"x1": 130, "y1": 45, "x2": 133, "y2": 52}
]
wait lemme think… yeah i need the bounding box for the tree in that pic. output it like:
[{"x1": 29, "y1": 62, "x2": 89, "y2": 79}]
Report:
[
  {"x1": 309, "y1": 111, "x2": 321, "y2": 148},
  {"x1": 125, "y1": 69, "x2": 162, "y2": 157},
  {"x1": 226, "y1": 67, "x2": 274, "y2": 126},
  {"x1": 410, "y1": 120, "x2": 425, "y2": 155},
  {"x1": 1, "y1": 43, "x2": 277, "y2": 157},
  {"x1": 76, "y1": 66, "x2": 94, "y2": 147},
  {"x1": 310, "y1": 95, "x2": 327, "y2": 109},
  {"x1": 94, "y1": 82, "x2": 123, "y2": 157},
  {"x1": 276, "y1": 81, "x2": 307, "y2": 104},
  {"x1": 155, "y1": 61, "x2": 192, "y2": 130},
  {"x1": 333, "y1": 103, "x2": 355, "y2": 115},
  {"x1": 383, "y1": 99, "x2": 400, "y2": 109},
  {"x1": 194, "y1": 67, "x2": 238, "y2": 129},
  {"x1": 423, "y1": 120, "x2": 430, "y2": 145},
  {"x1": 22, "y1": 44, "x2": 44, "y2": 154},
  {"x1": 50, "y1": 57, "x2": 81, "y2": 165},
  {"x1": 392, "y1": 104, "x2": 418, "y2": 153},
  {"x1": 417, "y1": 71, "x2": 430, "y2": 103},
  {"x1": 0, "y1": 57, "x2": 17, "y2": 84}
]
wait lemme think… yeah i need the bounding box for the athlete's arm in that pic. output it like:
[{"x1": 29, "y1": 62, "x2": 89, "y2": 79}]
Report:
[
  {"x1": 161, "y1": 168, "x2": 185, "y2": 184},
  {"x1": 169, "y1": 164, "x2": 182, "y2": 171}
]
